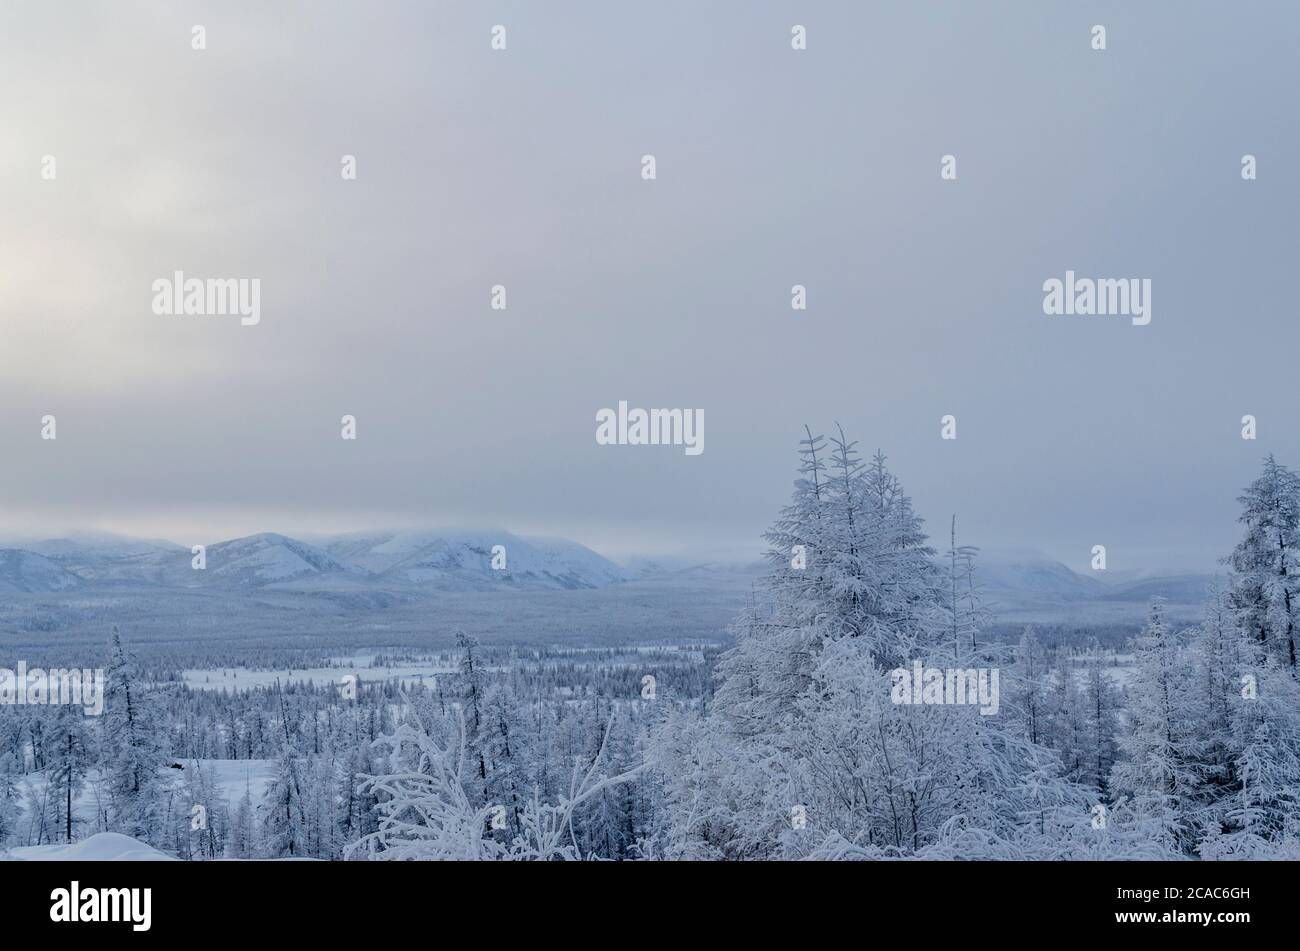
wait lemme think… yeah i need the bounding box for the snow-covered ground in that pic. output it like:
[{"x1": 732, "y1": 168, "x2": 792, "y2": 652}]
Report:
[
  {"x1": 199, "y1": 759, "x2": 278, "y2": 805},
  {"x1": 1068, "y1": 653, "x2": 1137, "y2": 690},
  {"x1": 181, "y1": 656, "x2": 455, "y2": 692},
  {"x1": 6, "y1": 831, "x2": 174, "y2": 861}
]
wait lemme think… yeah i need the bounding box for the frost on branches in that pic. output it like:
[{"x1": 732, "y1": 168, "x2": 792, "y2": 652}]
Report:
[
  {"x1": 347, "y1": 702, "x2": 644, "y2": 861},
  {"x1": 644, "y1": 435, "x2": 1300, "y2": 861}
]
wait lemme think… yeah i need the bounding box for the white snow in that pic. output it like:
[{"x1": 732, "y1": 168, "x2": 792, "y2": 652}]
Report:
[{"x1": 7, "y1": 831, "x2": 176, "y2": 862}]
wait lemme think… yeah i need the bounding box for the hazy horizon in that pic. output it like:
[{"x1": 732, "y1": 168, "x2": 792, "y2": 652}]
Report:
[{"x1": 0, "y1": 521, "x2": 1234, "y2": 577}]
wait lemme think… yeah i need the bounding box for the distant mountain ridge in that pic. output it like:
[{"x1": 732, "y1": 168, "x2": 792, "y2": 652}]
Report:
[
  {"x1": 0, "y1": 533, "x2": 1214, "y2": 611},
  {"x1": 975, "y1": 548, "x2": 1212, "y2": 618},
  {"x1": 978, "y1": 555, "x2": 1104, "y2": 601},
  {"x1": 0, "y1": 530, "x2": 628, "y2": 592},
  {"x1": 318, "y1": 531, "x2": 629, "y2": 590}
]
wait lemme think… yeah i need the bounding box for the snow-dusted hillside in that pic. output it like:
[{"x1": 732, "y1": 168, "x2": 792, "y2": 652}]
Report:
[
  {"x1": 19, "y1": 532, "x2": 189, "y2": 586},
  {"x1": 0, "y1": 549, "x2": 82, "y2": 593},
  {"x1": 518, "y1": 536, "x2": 630, "y2": 588},
  {"x1": 971, "y1": 549, "x2": 1212, "y2": 624},
  {"x1": 1095, "y1": 573, "x2": 1212, "y2": 603},
  {"x1": 979, "y1": 550, "x2": 1104, "y2": 601},
  {"x1": 321, "y1": 530, "x2": 628, "y2": 590},
  {"x1": 202, "y1": 533, "x2": 354, "y2": 588}
]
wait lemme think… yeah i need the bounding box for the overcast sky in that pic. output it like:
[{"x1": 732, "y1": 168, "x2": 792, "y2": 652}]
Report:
[{"x1": 1, "y1": 2, "x2": 1297, "y2": 571}]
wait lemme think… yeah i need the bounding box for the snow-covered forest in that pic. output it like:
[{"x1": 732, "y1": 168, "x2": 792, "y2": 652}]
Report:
[{"x1": 3, "y1": 430, "x2": 1298, "y2": 860}]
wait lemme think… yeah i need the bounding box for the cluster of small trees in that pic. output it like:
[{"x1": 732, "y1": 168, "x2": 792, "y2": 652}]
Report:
[
  {"x1": 0, "y1": 631, "x2": 168, "y2": 849},
  {"x1": 0, "y1": 636, "x2": 658, "y2": 859}
]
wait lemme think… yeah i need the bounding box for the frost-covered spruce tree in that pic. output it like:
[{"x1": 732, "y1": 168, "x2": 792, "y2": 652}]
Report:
[
  {"x1": 775, "y1": 631, "x2": 1093, "y2": 859},
  {"x1": 0, "y1": 755, "x2": 18, "y2": 848},
  {"x1": 824, "y1": 434, "x2": 937, "y2": 662},
  {"x1": 1227, "y1": 455, "x2": 1300, "y2": 674},
  {"x1": 1181, "y1": 460, "x2": 1300, "y2": 856},
  {"x1": 1079, "y1": 649, "x2": 1120, "y2": 793},
  {"x1": 1010, "y1": 627, "x2": 1049, "y2": 746},
  {"x1": 261, "y1": 744, "x2": 308, "y2": 857},
  {"x1": 336, "y1": 725, "x2": 379, "y2": 853},
  {"x1": 938, "y1": 517, "x2": 989, "y2": 662},
  {"x1": 713, "y1": 426, "x2": 833, "y2": 733},
  {"x1": 101, "y1": 627, "x2": 164, "y2": 845},
  {"x1": 0, "y1": 711, "x2": 21, "y2": 846},
  {"x1": 1192, "y1": 579, "x2": 1246, "y2": 822},
  {"x1": 261, "y1": 682, "x2": 308, "y2": 857},
  {"x1": 571, "y1": 705, "x2": 641, "y2": 860},
  {"x1": 0, "y1": 709, "x2": 23, "y2": 775},
  {"x1": 455, "y1": 630, "x2": 490, "y2": 786},
  {"x1": 1045, "y1": 649, "x2": 1087, "y2": 785},
  {"x1": 48, "y1": 704, "x2": 95, "y2": 843},
  {"x1": 642, "y1": 703, "x2": 773, "y2": 860},
  {"x1": 1201, "y1": 600, "x2": 1300, "y2": 856},
  {"x1": 1213, "y1": 668, "x2": 1300, "y2": 857},
  {"x1": 713, "y1": 427, "x2": 935, "y2": 736},
  {"x1": 226, "y1": 775, "x2": 258, "y2": 859},
  {"x1": 693, "y1": 429, "x2": 1092, "y2": 859},
  {"x1": 480, "y1": 681, "x2": 528, "y2": 841},
  {"x1": 1109, "y1": 600, "x2": 1203, "y2": 853},
  {"x1": 174, "y1": 761, "x2": 224, "y2": 860},
  {"x1": 302, "y1": 752, "x2": 341, "y2": 859}
]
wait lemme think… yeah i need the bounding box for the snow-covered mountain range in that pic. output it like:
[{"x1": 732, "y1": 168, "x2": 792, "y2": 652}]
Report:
[
  {"x1": 0, "y1": 530, "x2": 630, "y2": 592},
  {"x1": 0, "y1": 533, "x2": 1213, "y2": 614}
]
